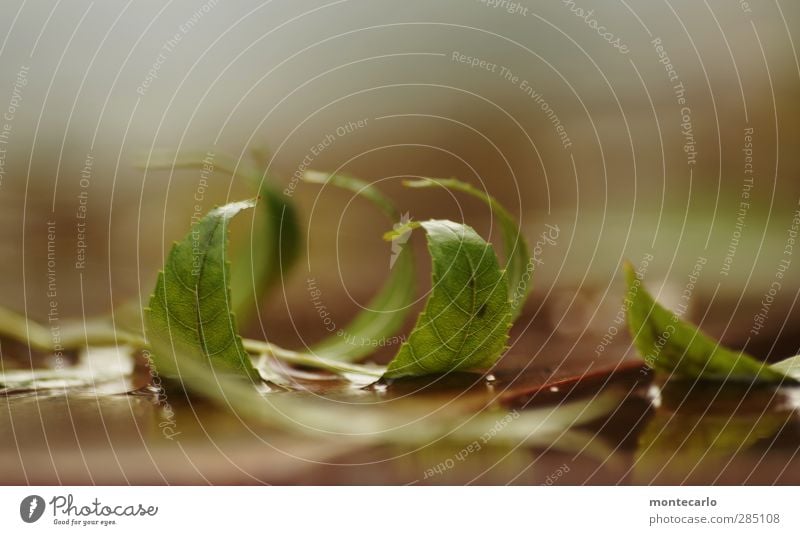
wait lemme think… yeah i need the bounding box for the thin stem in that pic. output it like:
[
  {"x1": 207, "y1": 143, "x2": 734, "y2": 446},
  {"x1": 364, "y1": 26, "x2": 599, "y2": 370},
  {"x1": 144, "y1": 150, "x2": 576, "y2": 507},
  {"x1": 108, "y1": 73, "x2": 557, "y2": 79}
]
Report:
[
  {"x1": 0, "y1": 307, "x2": 145, "y2": 352},
  {"x1": 0, "y1": 303, "x2": 382, "y2": 379}
]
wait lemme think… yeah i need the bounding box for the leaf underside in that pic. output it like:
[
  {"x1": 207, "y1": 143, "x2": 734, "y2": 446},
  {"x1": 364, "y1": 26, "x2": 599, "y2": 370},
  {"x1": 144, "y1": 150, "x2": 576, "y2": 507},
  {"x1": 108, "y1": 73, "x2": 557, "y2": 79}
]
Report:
[
  {"x1": 384, "y1": 220, "x2": 512, "y2": 379},
  {"x1": 624, "y1": 262, "x2": 791, "y2": 384},
  {"x1": 146, "y1": 200, "x2": 259, "y2": 382},
  {"x1": 403, "y1": 178, "x2": 531, "y2": 319}
]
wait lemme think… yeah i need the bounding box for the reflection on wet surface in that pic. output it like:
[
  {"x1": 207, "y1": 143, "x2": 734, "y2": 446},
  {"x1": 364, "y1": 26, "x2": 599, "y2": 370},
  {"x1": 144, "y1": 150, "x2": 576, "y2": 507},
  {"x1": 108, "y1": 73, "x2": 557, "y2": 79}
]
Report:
[{"x1": 1, "y1": 317, "x2": 799, "y2": 485}]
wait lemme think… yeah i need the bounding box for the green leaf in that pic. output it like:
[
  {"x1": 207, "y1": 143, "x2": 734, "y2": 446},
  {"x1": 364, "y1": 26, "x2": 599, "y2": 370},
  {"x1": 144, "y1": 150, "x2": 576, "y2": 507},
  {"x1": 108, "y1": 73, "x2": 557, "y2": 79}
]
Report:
[
  {"x1": 146, "y1": 199, "x2": 259, "y2": 382},
  {"x1": 141, "y1": 150, "x2": 301, "y2": 324},
  {"x1": 403, "y1": 178, "x2": 531, "y2": 319},
  {"x1": 249, "y1": 181, "x2": 301, "y2": 306},
  {"x1": 383, "y1": 220, "x2": 512, "y2": 379},
  {"x1": 623, "y1": 261, "x2": 793, "y2": 384},
  {"x1": 302, "y1": 171, "x2": 416, "y2": 362}
]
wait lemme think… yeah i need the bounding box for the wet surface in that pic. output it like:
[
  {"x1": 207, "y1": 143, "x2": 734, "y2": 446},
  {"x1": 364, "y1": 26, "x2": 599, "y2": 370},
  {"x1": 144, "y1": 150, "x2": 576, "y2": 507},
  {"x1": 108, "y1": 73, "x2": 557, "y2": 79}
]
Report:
[{"x1": 1, "y1": 305, "x2": 799, "y2": 485}]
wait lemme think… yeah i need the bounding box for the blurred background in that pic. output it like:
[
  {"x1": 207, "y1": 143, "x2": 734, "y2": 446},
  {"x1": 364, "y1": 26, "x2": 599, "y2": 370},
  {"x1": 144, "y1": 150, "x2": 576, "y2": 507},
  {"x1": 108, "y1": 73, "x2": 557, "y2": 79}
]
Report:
[{"x1": 1, "y1": 0, "x2": 799, "y2": 358}]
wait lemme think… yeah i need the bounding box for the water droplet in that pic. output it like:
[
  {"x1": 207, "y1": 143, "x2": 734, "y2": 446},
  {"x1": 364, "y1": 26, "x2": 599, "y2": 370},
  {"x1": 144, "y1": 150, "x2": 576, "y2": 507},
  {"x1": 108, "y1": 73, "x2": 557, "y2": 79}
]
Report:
[
  {"x1": 485, "y1": 374, "x2": 496, "y2": 383},
  {"x1": 367, "y1": 378, "x2": 390, "y2": 394},
  {"x1": 647, "y1": 385, "x2": 662, "y2": 408}
]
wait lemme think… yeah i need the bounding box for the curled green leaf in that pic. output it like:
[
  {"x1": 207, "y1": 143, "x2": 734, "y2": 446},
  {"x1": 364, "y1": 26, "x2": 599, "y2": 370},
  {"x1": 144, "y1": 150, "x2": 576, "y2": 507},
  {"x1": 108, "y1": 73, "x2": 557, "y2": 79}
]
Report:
[
  {"x1": 623, "y1": 261, "x2": 793, "y2": 384},
  {"x1": 383, "y1": 220, "x2": 512, "y2": 379},
  {"x1": 141, "y1": 150, "x2": 301, "y2": 324},
  {"x1": 403, "y1": 178, "x2": 531, "y2": 319},
  {"x1": 146, "y1": 199, "x2": 260, "y2": 382},
  {"x1": 302, "y1": 171, "x2": 416, "y2": 362}
]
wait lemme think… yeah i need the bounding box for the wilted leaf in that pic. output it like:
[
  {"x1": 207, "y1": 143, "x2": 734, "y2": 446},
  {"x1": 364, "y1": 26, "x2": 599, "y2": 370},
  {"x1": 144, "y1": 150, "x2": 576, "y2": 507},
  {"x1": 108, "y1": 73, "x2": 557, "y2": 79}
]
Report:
[
  {"x1": 403, "y1": 178, "x2": 531, "y2": 319},
  {"x1": 384, "y1": 220, "x2": 512, "y2": 379},
  {"x1": 146, "y1": 200, "x2": 259, "y2": 382},
  {"x1": 142, "y1": 150, "x2": 300, "y2": 324},
  {"x1": 624, "y1": 262, "x2": 792, "y2": 384}
]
